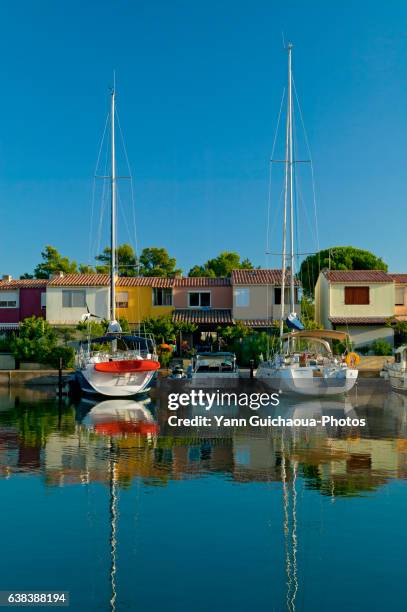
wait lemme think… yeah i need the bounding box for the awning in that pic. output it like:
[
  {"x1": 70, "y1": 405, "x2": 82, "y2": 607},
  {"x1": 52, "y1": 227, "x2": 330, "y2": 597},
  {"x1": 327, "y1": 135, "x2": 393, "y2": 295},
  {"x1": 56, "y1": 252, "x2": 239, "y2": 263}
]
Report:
[
  {"x1": 172, "y1": 309, "x2": 233, "y2": 324},
  {"x1": 0, "y1": 322, "x2": 19, "y2": 330},
  {"x1": 239, "y1": 320, "x2": 273, "y2": 328},
  {"x1": 329, "y1": 317, "x2": 389, "y2": 326}
]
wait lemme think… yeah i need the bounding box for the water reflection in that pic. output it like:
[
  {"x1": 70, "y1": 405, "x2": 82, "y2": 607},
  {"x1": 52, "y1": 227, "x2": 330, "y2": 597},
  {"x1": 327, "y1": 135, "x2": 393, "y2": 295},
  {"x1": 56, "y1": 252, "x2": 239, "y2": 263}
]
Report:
[
  {"x1": 81, "y1": 398, "x2": 158, "y2": 437},
  {"x1": 1, "y1": 384, "x2": 407, "y2": 494},
  {"x1": 1, "y1": 383, "x2": 407, "y2": 610}
]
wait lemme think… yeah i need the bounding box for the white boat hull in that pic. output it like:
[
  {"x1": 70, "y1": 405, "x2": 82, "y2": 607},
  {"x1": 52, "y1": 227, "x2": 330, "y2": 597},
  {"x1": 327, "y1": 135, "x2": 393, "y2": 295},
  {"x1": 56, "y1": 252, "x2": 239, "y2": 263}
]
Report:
[
  {"x1": 256, "y1": 364, "x2": 358, "y2": 396},
  {"x1": 76, "y1": 364, "x2": 155, "y2": 397}
]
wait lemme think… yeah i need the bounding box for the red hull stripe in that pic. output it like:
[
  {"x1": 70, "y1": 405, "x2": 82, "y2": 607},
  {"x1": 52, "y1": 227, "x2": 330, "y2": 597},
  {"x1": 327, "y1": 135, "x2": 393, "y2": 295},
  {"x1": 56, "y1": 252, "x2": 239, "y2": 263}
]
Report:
[
  {"x1": 94, "y1": 360, "x2": 160, "y2": 373},
  {"x1": 94, "y1": 422, "x2": 158, "y2": 435}
]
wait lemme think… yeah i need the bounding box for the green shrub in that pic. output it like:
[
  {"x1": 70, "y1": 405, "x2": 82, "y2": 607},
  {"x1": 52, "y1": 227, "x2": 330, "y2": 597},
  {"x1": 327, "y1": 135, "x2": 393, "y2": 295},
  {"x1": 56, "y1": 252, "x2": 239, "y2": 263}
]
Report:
[
  {"x1": 332, "y1": 339, "x2": 354, "y2": 355},
  {"x1": 11, "y1": 316, "x2": 57, "y2": 363},
  {"x1": 0, "y1": 336, "x2": 12, "y2": 352},
  {"x1": 370, "y1": 339, "x2": 393, "y2": 356},
  {"x1": 159, "y1": 351, "x2": 172, "y2": 368},
  {"x1": 356, "y1": 345, "x2": 370, "y2": 355},
  {"x1": 46, "y1": 346, "x2": 75, "y2": 369}
]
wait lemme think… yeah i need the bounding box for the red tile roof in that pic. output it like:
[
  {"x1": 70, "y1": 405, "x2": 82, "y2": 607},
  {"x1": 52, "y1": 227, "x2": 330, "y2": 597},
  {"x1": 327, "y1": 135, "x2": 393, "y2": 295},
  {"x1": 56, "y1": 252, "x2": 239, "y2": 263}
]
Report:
[
  {"x1": 389, "y1": 273, "x2": 407, "y2": 283},
  {"x1": 0, "y1": 279, "x2": 48, "y2": 288},
  {"x1": 48, "y1": 274, "x2": 110, "y2": 286},
  {"x1": 117, "y1": 277, "x2": 174, "y2": 288},
  {"x1": 231, "y1": 269, "x2": 300, "y2": 285},
  {"x1": 323, "y1": 270, "x2": 391, "y2": 283},
  {"x1": 329, "y1": 317, "x2": 389, "y2": 325},
  {"x1": 172, "y1": 309, "x2": 233, "y2": 324},
  {"x1": 48, "y1": 275, "x2": 231, "y2": 288},
  {"x1": 175, "y1": 277, "x2": 231, "y2": 287}
]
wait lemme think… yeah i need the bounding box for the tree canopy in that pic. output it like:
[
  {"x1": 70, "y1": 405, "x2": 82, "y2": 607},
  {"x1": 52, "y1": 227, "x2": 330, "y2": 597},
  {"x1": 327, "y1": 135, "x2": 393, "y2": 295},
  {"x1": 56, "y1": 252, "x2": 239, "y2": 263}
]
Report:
[
  {"x1": 95, "y1": 243, "x2": 138, "y2": 276},
  {"x1": 30, "y1": 246, "x2": 78, "y2": 279},
  {"x1": 298, "y1": 246, "x2": 388, "y2": 297},
  {"x1": 95, "y1": 245, "x2": 181, "y2": 277},
  {"x1": 188, "y1": 251, "x2": 254, "y2": 277},
  {"x1": 23, "y1": 244, "x2": 181, "y2": 279},
  {"x1": 138, "y1": 247, "x2": 181, "y2": 277}
]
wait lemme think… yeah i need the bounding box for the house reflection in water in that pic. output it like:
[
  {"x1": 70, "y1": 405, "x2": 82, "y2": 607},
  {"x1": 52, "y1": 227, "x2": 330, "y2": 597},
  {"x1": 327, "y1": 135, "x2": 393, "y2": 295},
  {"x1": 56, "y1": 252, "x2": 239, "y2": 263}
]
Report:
[{"x1": 1, "y1": 387, "x2": 407, "y2": 499}]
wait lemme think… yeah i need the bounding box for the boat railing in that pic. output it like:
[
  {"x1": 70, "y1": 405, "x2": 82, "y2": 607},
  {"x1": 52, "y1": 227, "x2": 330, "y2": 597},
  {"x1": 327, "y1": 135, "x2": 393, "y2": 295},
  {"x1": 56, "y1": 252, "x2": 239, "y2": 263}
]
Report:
[{"x1": 75, "y1": 348, "x2": 159, "y2": 369}]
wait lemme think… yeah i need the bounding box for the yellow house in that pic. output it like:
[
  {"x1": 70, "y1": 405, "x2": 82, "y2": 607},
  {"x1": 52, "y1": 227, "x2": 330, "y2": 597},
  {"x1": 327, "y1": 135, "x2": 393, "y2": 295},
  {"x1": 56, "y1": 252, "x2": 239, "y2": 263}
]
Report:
[{"x1": 115, "y1": 277, "x2": 174, "y2": 324}]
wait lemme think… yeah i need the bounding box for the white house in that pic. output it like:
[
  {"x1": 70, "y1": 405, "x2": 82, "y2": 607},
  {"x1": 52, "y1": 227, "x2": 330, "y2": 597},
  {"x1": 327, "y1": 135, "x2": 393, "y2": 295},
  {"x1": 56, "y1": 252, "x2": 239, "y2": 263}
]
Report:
[{"x1": 46, "y1": 274, "x2": 110, "y2": 325}]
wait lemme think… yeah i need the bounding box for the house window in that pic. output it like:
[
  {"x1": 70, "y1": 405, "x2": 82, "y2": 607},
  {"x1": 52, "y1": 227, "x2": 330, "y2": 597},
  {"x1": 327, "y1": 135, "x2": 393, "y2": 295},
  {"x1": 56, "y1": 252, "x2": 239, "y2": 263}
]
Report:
[
  {"x1": 116, "y1": 292, "x2": 129, "y2": 308},
  {"x1": 395, "y1": 287, "x2": 405, "y2": 306},
  {"x1": 153, "y1": 288, "x2": 173, "y2": 306},
  {"x1": 274, "y1": 287, "x2": 298, "y2": 305},
  {"x1": 188, "y1": 292, "x2": 211, "y2": 308},
  {"x1": 235, "y1": 288, "x2": 250, "y2": 307},
  {"x1": 62, "y1": 290, "x2": 86, "y2": 308},
  {"x1": 41, "y1": 292, "x2": 46, "y2": 309},
  {"x1": 344, "y1": 286, "x2": 370, "y2": 305},
  {"x1": 0, "y1": 291, "x2": 19, "y2": 308}
]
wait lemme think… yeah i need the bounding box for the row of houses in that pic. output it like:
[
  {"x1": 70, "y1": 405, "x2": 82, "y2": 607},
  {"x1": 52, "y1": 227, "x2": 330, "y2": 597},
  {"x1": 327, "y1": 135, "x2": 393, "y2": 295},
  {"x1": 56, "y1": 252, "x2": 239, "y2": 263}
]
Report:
[
  {"x1": 0, "y1": 268, "x2": 406, "y2": 347},
  {"x1": 0, "y1": 270, "x2": 300, "y2": 332}
]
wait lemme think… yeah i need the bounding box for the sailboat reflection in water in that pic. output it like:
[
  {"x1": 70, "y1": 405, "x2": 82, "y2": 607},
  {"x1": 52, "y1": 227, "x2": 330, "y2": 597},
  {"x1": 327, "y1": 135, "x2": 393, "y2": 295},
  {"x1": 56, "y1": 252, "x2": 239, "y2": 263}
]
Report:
[
  {"x1": 79, "y1": 398, "x2": 158, "y2": 611},
  {"x1": 81, "y1": 398, "x2": 158, "y2": 437}
]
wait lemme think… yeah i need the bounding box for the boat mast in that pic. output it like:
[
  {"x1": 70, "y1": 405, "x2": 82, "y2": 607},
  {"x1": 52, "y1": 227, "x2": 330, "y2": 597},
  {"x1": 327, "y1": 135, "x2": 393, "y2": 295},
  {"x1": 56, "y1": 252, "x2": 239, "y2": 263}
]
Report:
[
  {"x1": 279, "y1": 43, "x2": 293, "y2": 340},
  {"x1": 287, "y1": 44, "x2": 295, "y2": 314},
  {"x1": 110, "y1": 83, "x2": 117, "y2": 322}
]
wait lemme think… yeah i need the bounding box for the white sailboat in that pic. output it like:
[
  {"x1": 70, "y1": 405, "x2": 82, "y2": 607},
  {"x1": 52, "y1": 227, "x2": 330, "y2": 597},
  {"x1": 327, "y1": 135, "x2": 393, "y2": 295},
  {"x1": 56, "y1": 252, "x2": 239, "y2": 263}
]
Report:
[
  {"x1": 74, "y1": 85, "x2": 160, "y2": 397},
  {"x1": 256, "y1": 44, "x2": 358, "y2": 396}
]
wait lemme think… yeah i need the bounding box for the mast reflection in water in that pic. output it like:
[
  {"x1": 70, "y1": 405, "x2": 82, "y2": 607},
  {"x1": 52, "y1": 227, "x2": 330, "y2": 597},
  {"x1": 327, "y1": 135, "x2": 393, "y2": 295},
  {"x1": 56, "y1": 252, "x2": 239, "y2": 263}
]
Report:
[{"x1": 0, "y1": 382, "x2": 407, "y2": 610}]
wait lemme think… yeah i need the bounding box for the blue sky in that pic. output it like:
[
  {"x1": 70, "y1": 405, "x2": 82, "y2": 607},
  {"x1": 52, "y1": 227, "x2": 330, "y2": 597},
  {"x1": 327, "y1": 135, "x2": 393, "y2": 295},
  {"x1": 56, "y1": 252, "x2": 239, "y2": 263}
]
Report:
[{"x1": 1, "y1": 0, "x2": 407, "y2": 277}]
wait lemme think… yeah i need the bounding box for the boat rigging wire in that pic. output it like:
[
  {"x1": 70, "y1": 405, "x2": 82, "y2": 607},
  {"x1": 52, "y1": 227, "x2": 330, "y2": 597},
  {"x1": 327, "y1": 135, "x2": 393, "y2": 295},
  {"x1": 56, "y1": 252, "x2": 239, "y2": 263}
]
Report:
[
  {"x1": 292, "y1": 78, "x2": 320, "y2": 257},
  {"x1": 266, "y1": 87, "x2": 286, "y2": 255},
  {"x1": 95, "y1": 125, "x2": 111, "y2": 261},
  {"x1": 89, "y1": 112, "x2": 109, "y2": 265}
]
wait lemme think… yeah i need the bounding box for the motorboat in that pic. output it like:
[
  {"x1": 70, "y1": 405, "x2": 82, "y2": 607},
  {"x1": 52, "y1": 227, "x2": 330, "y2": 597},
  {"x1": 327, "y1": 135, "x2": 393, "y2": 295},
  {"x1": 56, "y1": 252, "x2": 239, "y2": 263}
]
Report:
[{"x1": 186, "y1": 352, "x2": 239, "y2": 387}]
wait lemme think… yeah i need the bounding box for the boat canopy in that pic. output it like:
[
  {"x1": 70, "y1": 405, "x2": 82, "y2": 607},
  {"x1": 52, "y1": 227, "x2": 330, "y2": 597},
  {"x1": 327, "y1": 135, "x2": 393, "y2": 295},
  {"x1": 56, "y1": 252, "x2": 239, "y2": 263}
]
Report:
[
  {"x1": 284, "y1": 336, "x2": 332, "y2": 354},
  {"x1": 281, "y1": 330, "x2": 350, "y2": 341}
]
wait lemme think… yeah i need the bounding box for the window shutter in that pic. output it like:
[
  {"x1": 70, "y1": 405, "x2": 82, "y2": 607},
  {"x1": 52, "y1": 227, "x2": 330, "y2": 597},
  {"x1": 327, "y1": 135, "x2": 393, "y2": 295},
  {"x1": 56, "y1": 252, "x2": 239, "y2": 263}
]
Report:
[{"x1": 345, "y1": 287, "x2": 369, "y2": 305}]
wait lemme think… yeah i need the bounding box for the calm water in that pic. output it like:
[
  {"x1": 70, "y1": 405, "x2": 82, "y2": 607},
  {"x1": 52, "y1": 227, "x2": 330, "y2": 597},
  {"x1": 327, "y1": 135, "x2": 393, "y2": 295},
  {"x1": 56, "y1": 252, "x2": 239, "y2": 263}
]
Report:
[{"x1": 0, "y1": 381, "x2": 406, "y2": 611}]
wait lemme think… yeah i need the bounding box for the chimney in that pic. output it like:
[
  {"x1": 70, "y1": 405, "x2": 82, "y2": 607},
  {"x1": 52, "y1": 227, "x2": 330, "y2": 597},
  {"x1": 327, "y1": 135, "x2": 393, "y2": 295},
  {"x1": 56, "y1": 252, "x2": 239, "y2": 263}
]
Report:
[
  {"x1": 2, "y1": 275, "x2": 12, "y2": 282},
  {"x1": 51, "y1": 271, "x2": 64, "y2": 280}
]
